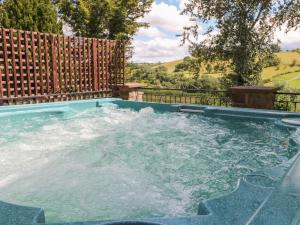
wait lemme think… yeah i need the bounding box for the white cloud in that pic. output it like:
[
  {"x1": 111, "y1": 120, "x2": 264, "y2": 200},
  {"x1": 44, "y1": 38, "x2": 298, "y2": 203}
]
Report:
[
  {"x1": 136, "y1": 27, "x2": 165, "y2": 38},
  {"x1": 275, "y1": 26, "x2": 300, "y2": 50},
  {"x1": 132, "y1": 37, "x2": 189, "y2": 63},
  {"x1": 179, "y1": 0, "x2": 188, "y2": 11},
  {"x1": 141, "y1": 1, "x2": 193, "y2": 33},
  {"x1": 132, "y1": 0, "x2": 194, "y2": 63}
]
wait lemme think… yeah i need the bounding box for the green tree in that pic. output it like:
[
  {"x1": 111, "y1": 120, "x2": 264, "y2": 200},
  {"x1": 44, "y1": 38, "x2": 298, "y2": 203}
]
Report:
[
  {"x1": 205, "y1": 63, "x2": 213, "y2": 74},
  {"x1": 0, "y1": 0, "x2": 62, "y2": 33},
  {"x1": 182, "y1": 0, "x2": 278, "y2": 87},
  {"x1": 263, "y1": 54, "x2": 281, "y2": 68},
  {"x1": 275, "y1": 0, "x2": 300, "y2": 30},
  {"x1": 58, "y1": 0, "x2": 153, "y2": 40},
  {"x1": 270, "y1": 42, "x2": 281, "y2": 53},
  {"x1": 174, "y1": 56, "x2": 192, "y2": 72}
]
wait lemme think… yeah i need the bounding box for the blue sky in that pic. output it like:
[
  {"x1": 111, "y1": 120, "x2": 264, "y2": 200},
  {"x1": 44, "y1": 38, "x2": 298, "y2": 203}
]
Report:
[{"x1": 132, "y1": 0, "x2": 300, "y2": 63}]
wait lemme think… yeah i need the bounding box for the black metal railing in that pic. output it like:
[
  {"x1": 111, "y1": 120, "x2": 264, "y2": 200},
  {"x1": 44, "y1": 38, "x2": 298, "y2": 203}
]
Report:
[
  {"x1": 274, "y1": 92, "x2": 300, "y2": 112},
  {"x1": 142, "y1": 88, "x2": 232, "y2": 107},
  {"x1": 142, "y1": 88, "x2": 300, "y2": 112}
]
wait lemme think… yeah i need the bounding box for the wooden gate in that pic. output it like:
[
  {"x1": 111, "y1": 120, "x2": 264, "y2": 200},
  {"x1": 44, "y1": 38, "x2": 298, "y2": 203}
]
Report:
[{"x1": 0, "y1": 28, "x2": 125, "y2": 104}]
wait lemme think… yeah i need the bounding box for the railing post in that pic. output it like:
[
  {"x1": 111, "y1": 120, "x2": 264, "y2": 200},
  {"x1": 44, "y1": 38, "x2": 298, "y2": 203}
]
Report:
[
  {"x1": 230, "y1": 86, "x2": 279, "y2": 110},
  {"x1": 51, "y1": 34, "x2": 58, "y2": 93}
]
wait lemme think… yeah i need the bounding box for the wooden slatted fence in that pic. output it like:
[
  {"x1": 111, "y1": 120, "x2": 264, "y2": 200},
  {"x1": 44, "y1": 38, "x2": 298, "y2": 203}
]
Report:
[{"x1": 0, "y1": 28, "x2": 125, "y2": 104}]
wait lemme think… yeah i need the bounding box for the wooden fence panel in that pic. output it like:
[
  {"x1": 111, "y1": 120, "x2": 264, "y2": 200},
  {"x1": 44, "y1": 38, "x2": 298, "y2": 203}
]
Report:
[{"x1": 0, "y1": 28, "x2": 125, "y2": 102}]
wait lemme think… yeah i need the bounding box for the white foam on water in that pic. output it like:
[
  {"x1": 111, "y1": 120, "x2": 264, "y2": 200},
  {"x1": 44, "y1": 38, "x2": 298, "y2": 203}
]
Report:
[{"x1": 0, "y1": 105, "x2": 297, "y2": 223}]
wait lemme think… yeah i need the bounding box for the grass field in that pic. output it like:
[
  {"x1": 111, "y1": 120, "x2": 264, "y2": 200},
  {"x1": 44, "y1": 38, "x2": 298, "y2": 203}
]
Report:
[{"x1": 158, "y1": 51, "x2": 300, "y2": 90}]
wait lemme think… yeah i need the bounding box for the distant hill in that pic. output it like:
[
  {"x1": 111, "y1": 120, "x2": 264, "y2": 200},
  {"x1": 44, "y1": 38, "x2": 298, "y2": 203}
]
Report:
[{"x1": 155, "y1": 51, "x2": 300, "y2": 89}]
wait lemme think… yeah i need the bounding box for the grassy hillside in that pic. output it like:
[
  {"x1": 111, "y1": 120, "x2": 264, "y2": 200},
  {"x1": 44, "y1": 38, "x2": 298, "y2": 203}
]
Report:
[
  {"x1": 158, "y1": 51, "x2": 300, "y2": 90},
  {"x1": 163, "y1": 59, "x2": 183, "y2": 72}
]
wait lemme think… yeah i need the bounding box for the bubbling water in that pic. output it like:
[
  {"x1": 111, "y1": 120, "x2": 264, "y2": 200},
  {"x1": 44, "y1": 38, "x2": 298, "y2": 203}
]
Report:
[{"x1": 0, "y1": 105, "x2": 297, "y2": 223}]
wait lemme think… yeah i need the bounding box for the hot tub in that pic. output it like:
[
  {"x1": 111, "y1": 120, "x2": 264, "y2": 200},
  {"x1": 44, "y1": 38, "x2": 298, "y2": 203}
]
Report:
[{"x1": 0, "y1": 99, "x2": 300, "y2": 225}]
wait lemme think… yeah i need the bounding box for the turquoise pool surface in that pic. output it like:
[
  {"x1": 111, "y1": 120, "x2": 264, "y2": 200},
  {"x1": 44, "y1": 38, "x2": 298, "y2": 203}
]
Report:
[{"x1": 1, "y1": 99, "x2": 300, "y2": 225}]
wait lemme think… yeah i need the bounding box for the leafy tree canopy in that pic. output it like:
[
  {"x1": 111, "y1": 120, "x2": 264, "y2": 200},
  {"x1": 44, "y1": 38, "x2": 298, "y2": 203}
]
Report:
[
  {"x1": 58, "y1": 0, "x2": 153, "y2": 40},
  {"x1": 0, "y1": 0, "x2": 62, "y2": 33},
  {"x1": 275, "y1": 0, "x2": 300, "y2": 30},
  {"x1": 182, "y1": 0, "x2": 299, "y2": 87}
]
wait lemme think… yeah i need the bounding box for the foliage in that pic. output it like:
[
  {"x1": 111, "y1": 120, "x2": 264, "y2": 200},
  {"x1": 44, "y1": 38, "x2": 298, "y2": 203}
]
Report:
[
  {"x1": 0, "y1": 0, "x2": 62, "y2": 33},
  {"x1": 275, "y1": 0, "x2": 300, "y2": 31},
  {"x1": 185, "y1": 75, "x2": 220, "y2": 90},
  {"x1": 270, "y1": 42, "x2": 282, "y2": 53},
  {"x1": 274, "y1": 89, "x2": 298, "y2": 111},
  {"x1": 127, "y1": 64, "x2": 189, "y2": 88},
  {"x1": 182, "y1": 0, "x2": 278, "y2": 87},
  {"x1": 174, "y1": 56, "x2": 192, "y2": 72},
  {"x1": 58, "y1": 0, "x2": 153, "y2": 40},
  {"x1": 127, "y1": 63, "x2": 220, "y2": 90},
  {"x1": 290, "y1": 59, "x2": 297, "y2": 67},
  {"x1": 263, "y1": 54, "x2": 281, "y2": 68},
  {"x1": 182, "y1": 0, "x2": 300, "y2": 88}
]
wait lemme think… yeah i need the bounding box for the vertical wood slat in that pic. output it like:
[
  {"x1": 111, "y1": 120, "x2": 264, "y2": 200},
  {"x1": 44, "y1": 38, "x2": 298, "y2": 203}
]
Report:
[
  {"x1": 108, "y1": 40, "x2": 112, "y2": 88},
  {"x1": 10, "y1": 29, "x2": 18, "y2": 97},
  {"x1": 105, "y1": 40, "x2": 109, "y2": 90},
  {"x1": 122, "y1": 42, "x2": 126, "y2": 85},
  {"x1": 92, "y1": 39, "x2": 98, "y2": 91},
  {"x1": 58, "y1": 34, "x2": 62, "y2": 92},
  {"x1": 101, "y1": 40, "x2": 105, "y2": 90},
  {"x1": 44, "y1": 34, "x2": 50, "y2": 94},
  {"x1": 17, "y1": 30, "x2": 25, "y2": 96},
  {"x1": 31, "y1": 32, "x2": 38, "y2": 95},
  {"x1": 113, "y1": 42, "x2": 119, "y2": 86},
  {"x1": 0, "y1": 64, "x2": 3, "y2": 97},
  {"x1": 2, "y1": 29, "x2": 10, "y2": 97},
  {"x1": 88, "y1": 38, "x2": 92, "y2": 91},
  {"x1": 37, "y1": 32, "x2": 44, "y2": 95},
  {"x1": 78, "y1": 37, "x2": 82, "y2": 92},
  {"x1": 63, "y1": 37, "x2": 68, "y2": 92},
  {"x1": 24, "y1": 32, "x2": 31, "y2": 96},
  {"x1": 97, "y1": 39, "x2": 101, "y2": 90},
  {"x1": 0, "y1": 32, "x2": 2, "y2": 97},
  {"x1": 73, "y1": 36, "x2": 77, "y2": 92},
  {"x1": 83, "y1": 38, "x2": 87, "y2": 91},
  {"x1": 68, "y1": 36, "x2": 72, "y2": 90},
  {"x1": 51, "y1": 34, "x2": 58, "y2": 93}
]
